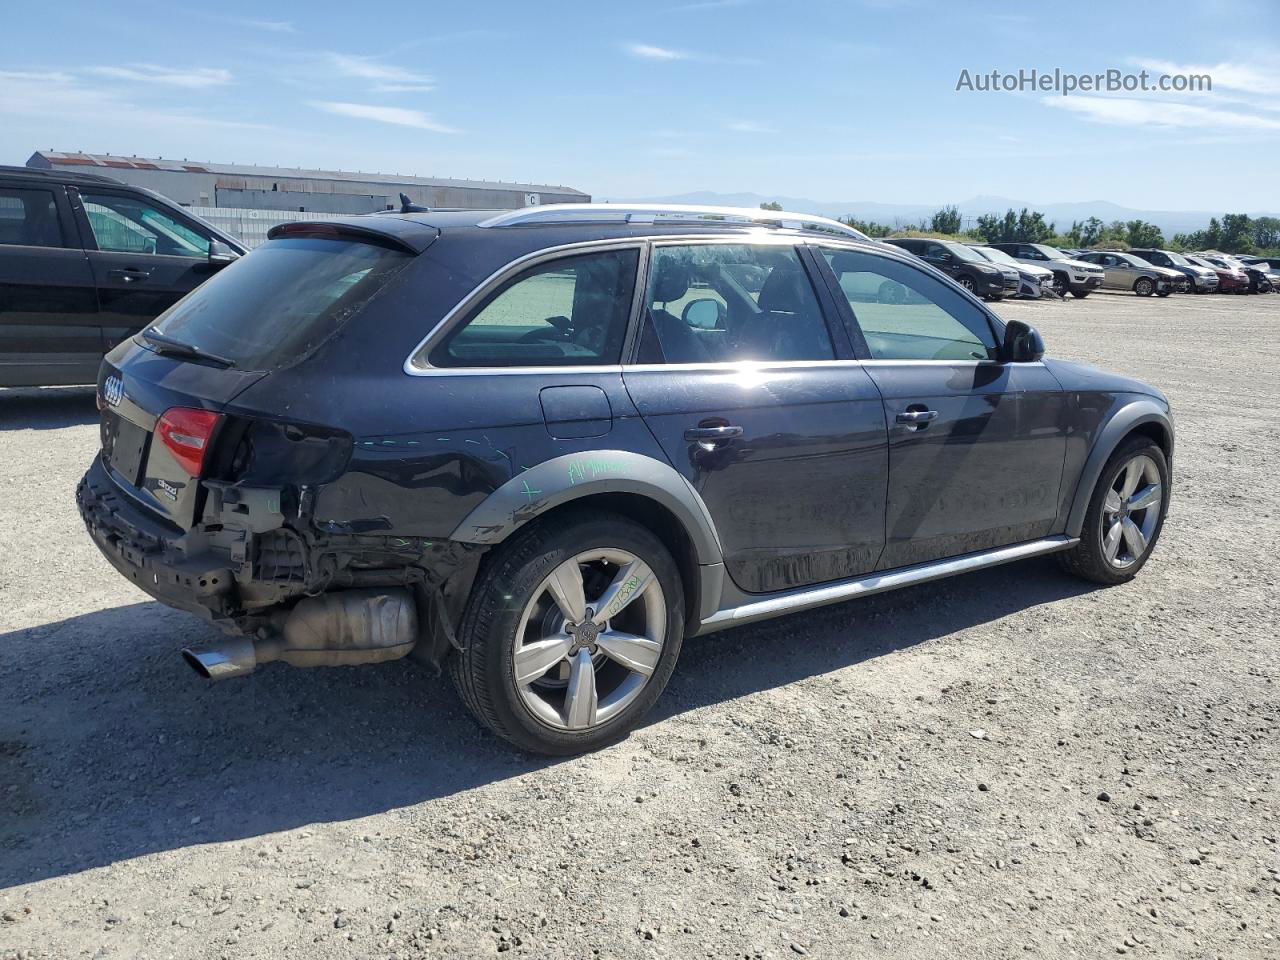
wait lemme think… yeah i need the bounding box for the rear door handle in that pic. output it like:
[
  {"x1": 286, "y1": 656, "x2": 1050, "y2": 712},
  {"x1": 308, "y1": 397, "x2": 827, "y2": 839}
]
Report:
[
  {"x1": 684, "y1": 425, "x2": 743, "y2": 442},
  {"x1": 107, "y1": 268, "x2": 152, "y2": 283}
]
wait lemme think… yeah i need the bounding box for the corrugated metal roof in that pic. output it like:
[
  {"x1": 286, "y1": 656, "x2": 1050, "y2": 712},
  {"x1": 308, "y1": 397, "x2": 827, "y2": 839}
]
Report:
[{"x1": 29, "y1": 151, "x2": 588, "y2": 196}]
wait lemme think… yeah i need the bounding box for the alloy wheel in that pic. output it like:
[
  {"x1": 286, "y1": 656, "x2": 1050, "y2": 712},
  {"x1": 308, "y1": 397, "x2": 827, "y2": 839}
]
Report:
[
  {"x1": 1100, "y1": 455, "x2": 1162, "y2": 569},
  {"x1": 512, "y1": 549, "x2": 666, "y2": 731}
]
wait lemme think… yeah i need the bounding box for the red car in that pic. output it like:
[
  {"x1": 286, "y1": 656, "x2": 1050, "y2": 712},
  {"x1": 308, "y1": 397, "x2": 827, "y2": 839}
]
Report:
[{"x1": 1185, "y1": 255, "x2": 1250, "y2": 293}]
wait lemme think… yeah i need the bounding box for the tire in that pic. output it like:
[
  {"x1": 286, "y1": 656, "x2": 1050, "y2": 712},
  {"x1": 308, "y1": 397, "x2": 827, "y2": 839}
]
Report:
[
  {"x1": 1070, "y1": 290, "x2": 1090, "y2": 299},
  {"x1": 1058, "y1": 435, "x2": 1169, "y2": 586},
  {"x1": 1134, "y1": 277, "x2": 1154, "y2": 297},
  {"x1": 1052, "y1": 272, "x2": 1069, "y2": 296},
  {"x1": 958, "y1": 275, "x2": 976, "y2": 292},
  {"x1": 449, "y1": 509, "x2": 685, "y2": 755},
  {"x1": 1157, "y1": 290, "x2": 1171, "y2": 297}
]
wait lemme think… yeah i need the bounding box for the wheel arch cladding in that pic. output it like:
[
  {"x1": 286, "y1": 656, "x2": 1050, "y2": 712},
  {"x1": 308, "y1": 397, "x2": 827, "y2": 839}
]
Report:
[
  {"x1": 447, "y1": 452, "x2": 725, "y2": 630},
  {"x1": 449, "y1": 451, "x2": 723, "y2": 563},
  {"x1": 1064, "y1": 399, "x2": 1173, "y2": 537}
]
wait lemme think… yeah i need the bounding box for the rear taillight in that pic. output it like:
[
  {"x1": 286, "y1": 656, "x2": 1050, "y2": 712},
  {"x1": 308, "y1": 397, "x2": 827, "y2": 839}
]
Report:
[{"x1": 156, "y1": 407, "x2": 223, "y2": 477}]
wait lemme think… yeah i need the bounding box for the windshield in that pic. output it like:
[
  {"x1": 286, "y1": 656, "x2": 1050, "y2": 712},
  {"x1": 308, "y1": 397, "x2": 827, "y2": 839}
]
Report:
[
  {"x1": 148, "y1": 237, "x2": 410, "y2": 370},
  {"x1": 945, "y1": 242, "x2": 988, "y2": 264},
  {"x1": 1162, "y1": 251, "x2": 1191, "y2": 266},
  {"x1": 974, "y1": 246, "x2": 1018, "y2": 266},
  {"x1": 1031, "y1": 244, "x2": 1069, "y2": 260}
]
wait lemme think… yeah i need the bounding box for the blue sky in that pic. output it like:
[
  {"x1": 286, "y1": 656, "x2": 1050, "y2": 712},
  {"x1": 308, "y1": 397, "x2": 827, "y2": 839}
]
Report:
[{"x1": 1, "y1": 0, "x2": 1278, "y2": 210}]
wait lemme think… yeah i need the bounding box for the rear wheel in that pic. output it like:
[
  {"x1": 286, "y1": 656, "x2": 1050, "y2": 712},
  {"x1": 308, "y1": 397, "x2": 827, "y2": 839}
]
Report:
[
  {"x1": 1058, "y1": 435, "x2": 1168, "y2": 585},
  {"x1": 450, "y1": 510, "x2": 684, "y2": 755}
]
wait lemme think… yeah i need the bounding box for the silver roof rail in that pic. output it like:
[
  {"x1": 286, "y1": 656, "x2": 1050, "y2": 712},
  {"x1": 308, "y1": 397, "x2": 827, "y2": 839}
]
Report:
[{"x1": 477, "y1": 203, "x2": 871, "y2": 241}]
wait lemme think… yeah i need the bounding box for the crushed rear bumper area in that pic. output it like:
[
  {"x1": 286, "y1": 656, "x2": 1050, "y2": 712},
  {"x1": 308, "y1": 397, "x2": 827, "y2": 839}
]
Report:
[{"x1": 77, "y1": 456, "x2": 239, "y2": 620}]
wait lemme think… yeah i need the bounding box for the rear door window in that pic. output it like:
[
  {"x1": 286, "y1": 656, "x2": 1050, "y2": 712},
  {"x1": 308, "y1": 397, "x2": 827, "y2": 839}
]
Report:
[
  {"x1": 429, "y1": 249, "x2": 639, "y2": 367},
  {"x1": 0, "y1": 187, "x2": 65, "y2": 248},
  {"x1": 148, "y1": 236, "x2": 410, "y2": 369},
  {"x1": 637, "y1": 243, "x2": 834, "y2": 364}
]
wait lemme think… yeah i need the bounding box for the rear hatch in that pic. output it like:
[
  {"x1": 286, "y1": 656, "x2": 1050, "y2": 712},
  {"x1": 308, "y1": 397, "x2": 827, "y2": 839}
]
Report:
[{"x1": 99, "y1": 221, "x2": 431, "y2": 529}]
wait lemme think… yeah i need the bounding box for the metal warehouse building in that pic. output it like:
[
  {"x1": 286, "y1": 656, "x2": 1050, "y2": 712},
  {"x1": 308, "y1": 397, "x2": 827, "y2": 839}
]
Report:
[
  {"x1": 26, "y1": 151, "x2": 589, "y2": 213},
  {"x1": 26, "y1": 150, "x2": 590, "y2": 247}
]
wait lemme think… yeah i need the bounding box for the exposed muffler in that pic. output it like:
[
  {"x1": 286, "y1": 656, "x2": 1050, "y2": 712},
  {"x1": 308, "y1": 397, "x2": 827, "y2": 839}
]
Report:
[{"x1": 181, "y1": 587, "x2": 419, "y2": 680}]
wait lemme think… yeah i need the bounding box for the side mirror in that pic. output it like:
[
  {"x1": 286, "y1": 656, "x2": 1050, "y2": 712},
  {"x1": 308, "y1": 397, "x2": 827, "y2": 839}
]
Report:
[
  {"x1": 682, "y1": 298, "x2": 724, "y2": 330},
  {"x1": 1001, "y1": 319, "x2": 1044, "y2": 363},
  {"x1": 208, "y1": 240, "x2": 240, "y2": 267}
]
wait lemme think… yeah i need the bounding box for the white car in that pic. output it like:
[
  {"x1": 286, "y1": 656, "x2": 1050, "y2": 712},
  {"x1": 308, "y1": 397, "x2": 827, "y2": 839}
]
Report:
[
  {"x1": 987, "y1": 242, "x2": 1106, "y2": 299},
  {"x1": 968, "y1": 244, "x2": 1057, "y2": 299}
]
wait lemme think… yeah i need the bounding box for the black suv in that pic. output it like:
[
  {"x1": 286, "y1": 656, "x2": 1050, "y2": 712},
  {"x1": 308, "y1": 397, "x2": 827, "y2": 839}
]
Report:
[
  {"x1": 883, "y1": 237, "x2": 1019, "y2": 300},
  {"x1": 0, "y1": 165, "x2": 245, "y2": 387},
  {"x1": 77, "y1": 204, "x2": 1173, "y2": 754}
]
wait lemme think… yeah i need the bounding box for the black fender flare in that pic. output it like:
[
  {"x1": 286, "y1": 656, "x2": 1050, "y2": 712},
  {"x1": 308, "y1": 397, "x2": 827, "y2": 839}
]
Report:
[
  {"x1": 448, "y1": 451, "x2": 724, "y2": 567},
  {"x1": 1064, "y1": 399, "x2": 1174, "y2": 537}
]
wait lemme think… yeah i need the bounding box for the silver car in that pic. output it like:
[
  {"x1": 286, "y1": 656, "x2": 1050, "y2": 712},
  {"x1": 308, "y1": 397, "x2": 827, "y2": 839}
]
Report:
[
  {"x1": 1076, "y1": 251, "x2": 1179, "y2": 297},
  {"x1": 968, "y1": 244, "x2": 1057, "y2": 298}
]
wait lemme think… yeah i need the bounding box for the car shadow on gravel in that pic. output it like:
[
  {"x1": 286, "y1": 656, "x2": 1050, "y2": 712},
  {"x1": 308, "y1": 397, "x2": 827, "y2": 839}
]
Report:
[
  {"x1": 0, "y1": 386, "x2": 98, "y2": 431},
  {"x1": 0, "y1": 557, "x2": 1094, "y2": 889}
]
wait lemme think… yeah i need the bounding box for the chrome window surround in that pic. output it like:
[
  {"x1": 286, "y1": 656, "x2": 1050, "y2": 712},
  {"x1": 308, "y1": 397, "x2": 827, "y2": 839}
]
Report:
[{"x1": 402, "y1": 233, "x2": 1012, "y2": 377}]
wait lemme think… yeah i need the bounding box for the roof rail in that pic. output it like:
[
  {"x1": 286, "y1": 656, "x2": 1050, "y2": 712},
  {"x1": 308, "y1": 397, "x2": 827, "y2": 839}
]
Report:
[{"x1": 477, "y1": 203, "x2": 872, "y2": 241}]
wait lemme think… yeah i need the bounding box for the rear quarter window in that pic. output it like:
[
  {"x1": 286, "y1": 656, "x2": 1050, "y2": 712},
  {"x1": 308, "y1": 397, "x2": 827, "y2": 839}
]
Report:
[{"x1": 148, "y1": 236, "x2": 410, "y2": 370}]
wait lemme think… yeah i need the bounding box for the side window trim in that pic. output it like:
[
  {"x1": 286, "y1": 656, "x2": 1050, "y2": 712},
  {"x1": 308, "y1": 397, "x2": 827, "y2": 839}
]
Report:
[
  {"x1": 814, "y1": 243, "x2": 1005, "y2": 362},
  {"x1": 407, "y1": 239, "x2": 646, "y2": 373}
]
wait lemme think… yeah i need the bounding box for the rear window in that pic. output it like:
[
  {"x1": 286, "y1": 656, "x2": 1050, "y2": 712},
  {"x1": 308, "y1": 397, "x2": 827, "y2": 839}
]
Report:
[{"x1": 148, "y1": 236, "x2": 409, "y2": 369}]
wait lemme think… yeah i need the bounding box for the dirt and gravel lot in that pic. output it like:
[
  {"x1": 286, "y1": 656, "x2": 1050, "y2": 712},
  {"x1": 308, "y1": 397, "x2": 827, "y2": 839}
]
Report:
[{"x1": 1, "y1": 290, "x2": 1278, "y2": 960}]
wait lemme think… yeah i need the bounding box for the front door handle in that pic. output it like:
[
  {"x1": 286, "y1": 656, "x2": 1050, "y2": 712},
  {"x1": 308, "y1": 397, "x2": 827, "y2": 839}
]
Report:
[
  {"x1": 896, "y1": 409, "x2": 938, "y2": 424},
  {"x1": 684, "y1": 424, "x2": 743, "y2": 443},
  {"x1": 107, "y1": 267, "x2": 152, "y2": 283},
  {"x1": 896, "y1": 408, "x2": 938, "y2": 432}
]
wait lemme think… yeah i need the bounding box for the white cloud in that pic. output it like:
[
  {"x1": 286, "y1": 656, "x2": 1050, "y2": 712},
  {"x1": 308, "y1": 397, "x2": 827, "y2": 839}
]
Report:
[
  {"x1": 310, "y1": 101, "x2": 456, "y2": 132},
  {"x1": 86, "y1": 65, "x2": 233, "y2": 88},
  {"x1": 237, "y1": 18, "x2": 295, "y2": 33},
  {"x1": 725, "y1": 119, "x2": 775, "y2": 134},
  {"x1": 1042, "y1": 94, "x2": 1280, "y2": 131},
  {"x1": 0, "y1": 71, "x2": 260, "y2": 129},
  {"x1": 624, "y1": 43, "x2": 687, "y2": 61},
  {"x1": 371, "y1": 83, "x2": 436, "y2": 93},
  {"x1": 1132, "y1": 58, "x2": 1280, "y2": 96},
  {"x1": 327, "y1": 54, "x2": 434, "y2": 86}
]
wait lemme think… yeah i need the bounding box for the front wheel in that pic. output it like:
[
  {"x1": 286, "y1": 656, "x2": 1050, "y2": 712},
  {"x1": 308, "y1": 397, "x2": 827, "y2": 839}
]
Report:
[
  {"x1": 1058, "y1": 435, "x2": 1168, "y2": 585},
  {"x1": 958, "y1": 275, "x2": 976, "y2": 292},
  {"x1": 1052, "y1": 272, "x2": 1069, "y2": 296},
  {"x1": 1071, "y1": 289, "x2": 1090, "y2": 299},
  {"x1": 450, "y1": 510, "x2": 684, "y2": 754},
  {"x1": 1134, "y1": 277, "x2": 1155, "y2": 297},
  {"x1": 1157, "y1": 290, "x2": 1172, "y2": 297}
]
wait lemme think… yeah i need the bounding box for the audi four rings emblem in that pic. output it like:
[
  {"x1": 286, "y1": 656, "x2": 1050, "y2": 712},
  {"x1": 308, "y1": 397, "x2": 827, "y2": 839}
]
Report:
[{"x1": 103, "y1": 375, "x2": 124, "y2": 407}]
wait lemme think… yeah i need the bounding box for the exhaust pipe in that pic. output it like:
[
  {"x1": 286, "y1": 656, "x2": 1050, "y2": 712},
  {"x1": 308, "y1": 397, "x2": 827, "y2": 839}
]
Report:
[
  {"x1": 181, "y1": 587, "x2": 419, "y2": 680},
  {"x1": 182, "y1": 635, "x2": 258, "y2": 680}
]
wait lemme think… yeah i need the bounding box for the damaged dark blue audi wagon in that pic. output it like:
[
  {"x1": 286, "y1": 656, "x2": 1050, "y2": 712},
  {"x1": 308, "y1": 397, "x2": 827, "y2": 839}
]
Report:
[{"x1": 78, "y1": 203, "x2": 1173, "y2": 754}]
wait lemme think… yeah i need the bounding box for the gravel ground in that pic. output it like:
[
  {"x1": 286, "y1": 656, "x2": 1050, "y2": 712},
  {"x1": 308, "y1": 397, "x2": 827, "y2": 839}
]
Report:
[{"x1": 2, "y1": 290, "x2": 1278, "y2": 960}]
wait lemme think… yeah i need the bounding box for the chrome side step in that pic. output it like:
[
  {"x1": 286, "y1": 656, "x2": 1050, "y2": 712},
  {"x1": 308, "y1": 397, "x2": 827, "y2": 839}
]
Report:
[{"x1": 699, "y1": 535, "x2": 1078, "y2": 631}]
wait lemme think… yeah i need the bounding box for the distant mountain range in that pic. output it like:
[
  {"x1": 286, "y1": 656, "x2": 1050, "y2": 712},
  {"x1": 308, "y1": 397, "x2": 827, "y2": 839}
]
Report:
[{"x1": 606, "y1": 190, "x2": 1278, "y2": 238}]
